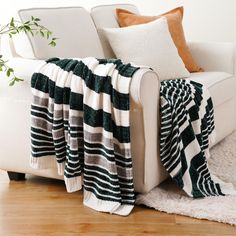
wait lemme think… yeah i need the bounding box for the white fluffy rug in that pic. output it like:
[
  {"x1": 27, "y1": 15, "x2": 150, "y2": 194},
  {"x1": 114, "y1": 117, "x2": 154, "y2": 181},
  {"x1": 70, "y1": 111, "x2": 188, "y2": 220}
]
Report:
[{"x1": 136, "y1": 131, "x2": 236, "y2": 225}]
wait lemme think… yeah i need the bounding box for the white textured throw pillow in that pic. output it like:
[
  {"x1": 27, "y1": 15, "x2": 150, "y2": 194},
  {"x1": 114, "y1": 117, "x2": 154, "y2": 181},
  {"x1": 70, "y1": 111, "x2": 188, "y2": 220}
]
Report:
[{"x1": 103, "y1": 17, "x2": 190, "y2": 80}]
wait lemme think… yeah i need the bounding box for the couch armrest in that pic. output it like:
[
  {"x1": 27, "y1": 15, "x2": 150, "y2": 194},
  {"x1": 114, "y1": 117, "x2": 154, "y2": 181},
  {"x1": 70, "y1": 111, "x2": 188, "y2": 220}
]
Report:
[
  {"x1": 0, "y1": 58, "x2": 45, "y2": 103},
  {"x1": 7, "y1": 57, "x2": 45, "y2": 82},
  {"x1": 188, "y1": 42, "x2": 236, "y2": 75},
  {"x1": 130, "y1": 69, "x2": 167, "y2": 193}
]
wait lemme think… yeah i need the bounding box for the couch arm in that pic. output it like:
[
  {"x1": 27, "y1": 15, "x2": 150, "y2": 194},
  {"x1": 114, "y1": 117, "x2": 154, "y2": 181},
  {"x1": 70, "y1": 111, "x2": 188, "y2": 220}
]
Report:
[
  {"x1": 188, "y1": 42, "x2": 236, "y2": 75},
  {"x1": 7, "y1": 57, "x2": 45, "y2": 82},
  {"x1": 0, "y1": 58, "x2": 45, "y2": 103},
  {"x1": 130, "y1": 69, "x2": 168, "y2": 193}
]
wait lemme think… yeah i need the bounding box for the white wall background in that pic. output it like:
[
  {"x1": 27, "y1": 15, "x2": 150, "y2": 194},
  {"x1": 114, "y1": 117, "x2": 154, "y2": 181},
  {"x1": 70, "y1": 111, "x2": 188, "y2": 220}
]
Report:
[{"x1": 1, "y1": 0, "x2": 236, "y2": 42}]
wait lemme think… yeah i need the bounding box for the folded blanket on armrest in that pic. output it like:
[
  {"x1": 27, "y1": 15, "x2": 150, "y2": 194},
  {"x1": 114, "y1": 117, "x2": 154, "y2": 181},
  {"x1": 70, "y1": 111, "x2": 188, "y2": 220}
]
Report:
[{"x1": 30, "y1": 57, "x2": 139, "y2": 216}]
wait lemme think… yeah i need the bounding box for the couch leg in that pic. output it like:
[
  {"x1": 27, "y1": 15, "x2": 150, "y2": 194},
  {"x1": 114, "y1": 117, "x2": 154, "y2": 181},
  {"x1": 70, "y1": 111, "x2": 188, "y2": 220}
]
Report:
[{"x1": 7, "y1": 171, "x2": 26, "y2": 181}]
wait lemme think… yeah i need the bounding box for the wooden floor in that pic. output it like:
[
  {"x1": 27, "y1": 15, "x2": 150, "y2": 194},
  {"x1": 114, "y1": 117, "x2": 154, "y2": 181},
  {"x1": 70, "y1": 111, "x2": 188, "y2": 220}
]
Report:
[{"x1": 0, "y1": 170, "x2": 235, "y2": 236}]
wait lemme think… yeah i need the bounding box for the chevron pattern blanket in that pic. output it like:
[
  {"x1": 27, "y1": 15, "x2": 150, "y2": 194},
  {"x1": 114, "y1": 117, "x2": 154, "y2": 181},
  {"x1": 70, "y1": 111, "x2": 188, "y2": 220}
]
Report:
[
  {"x1": 30, "y1": 57, "x2": 139, "y2": 215},
  {"x1": 160, "y1": 79, "x2": 235, "y2": 197}
]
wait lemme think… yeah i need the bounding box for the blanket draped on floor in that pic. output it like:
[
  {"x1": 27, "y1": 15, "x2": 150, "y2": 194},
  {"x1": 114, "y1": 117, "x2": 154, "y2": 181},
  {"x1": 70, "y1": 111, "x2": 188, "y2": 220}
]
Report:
[
  {"x1": 160, "y1": 79, "x2": 235, "y2": 197},
  {"x1": 30, "y1": 57, "x2": 139, "y2": 215}
]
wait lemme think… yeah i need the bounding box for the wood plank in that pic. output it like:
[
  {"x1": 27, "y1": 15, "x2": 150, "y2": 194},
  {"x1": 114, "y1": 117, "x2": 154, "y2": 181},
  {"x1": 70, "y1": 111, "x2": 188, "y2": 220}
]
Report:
[{"x1": 0, "y1": 170, "x2": 235, "y2": 235}]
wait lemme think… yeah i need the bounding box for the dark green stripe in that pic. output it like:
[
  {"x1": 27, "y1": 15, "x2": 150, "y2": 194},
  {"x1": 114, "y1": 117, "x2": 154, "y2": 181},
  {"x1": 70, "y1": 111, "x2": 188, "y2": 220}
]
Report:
[
  {"x1": 32, "y1": 71, "x2": 130, "y2": 111},
  {"x1": 84, "y1": 164, "x2": 118, "y2": 181},
  {"x1": 31, "y1": 133, "x2": 53, "y2": 142},
  {"x1": 31, "y1": 110, "x2": 53, "y2": 123},
  {"x1": 32, "y1": 151, "x2": 55, "y2": 157},
  {"x1": 84, "y1": 185, "x2": 121, "y2": 202},
  {"x1": 31, "y1": 127, "x2": 52, "y2": 137},
  {"x1": 31, "y1": 105, "x2": 53, "y2": 118},
  {"x1": 83, "y1": 104, "x2": 130, "y2": 143},
  {"x1": 32, "y1": 57, "x2": 136, "y2": 110},
  {"x1": 85, "y1": 175, "x2": 120, "y2": 193},
  {"x1": 84, "y1": 168, "x2": 119, "y2": 186}
]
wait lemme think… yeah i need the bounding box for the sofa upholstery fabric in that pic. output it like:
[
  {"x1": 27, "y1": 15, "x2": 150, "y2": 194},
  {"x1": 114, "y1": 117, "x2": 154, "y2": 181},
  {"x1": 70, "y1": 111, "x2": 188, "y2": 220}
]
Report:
[
  {"x1": 190, "y1": 72, "x2": 236, "y2": 107},
  {"x1": 91, "y1": 4, "x2": 139, "y2": 58}
]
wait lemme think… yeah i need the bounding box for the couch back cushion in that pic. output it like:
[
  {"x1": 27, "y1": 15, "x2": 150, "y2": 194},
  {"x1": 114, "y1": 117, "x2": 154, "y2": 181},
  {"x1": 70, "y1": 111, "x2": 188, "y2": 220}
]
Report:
[
  {"x1": 91, "y1": 4, "x2": 139, "y2": 58},
  {"x1": 18, "y1": 7, "x2": 104, "y2": 59}
]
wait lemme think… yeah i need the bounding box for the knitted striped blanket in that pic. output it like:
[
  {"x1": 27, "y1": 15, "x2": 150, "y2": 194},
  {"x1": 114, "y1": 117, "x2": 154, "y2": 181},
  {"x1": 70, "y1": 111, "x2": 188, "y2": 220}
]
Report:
[
  {"x1": 160, "y1": 79, "x2": 235, "y2": 197},
  {"x1": 30, "y1": 57, "x2": 139, "y2": 216},
  {"x1": 31, "y1": 58, "x2": 235, "y2": 216}
]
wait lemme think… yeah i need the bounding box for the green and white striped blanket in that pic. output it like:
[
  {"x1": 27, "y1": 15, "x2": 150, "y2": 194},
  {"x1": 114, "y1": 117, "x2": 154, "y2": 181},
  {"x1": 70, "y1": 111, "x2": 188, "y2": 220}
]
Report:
[
  {"x1": 30, "y1": 57, "x2": 139, "y2": 215},
  {"x1": 160, "y1": 79, "x2": 235, "y2": 197},
  {"x1": 31, "y1": 58, "x2": 235, "y2": 216}
]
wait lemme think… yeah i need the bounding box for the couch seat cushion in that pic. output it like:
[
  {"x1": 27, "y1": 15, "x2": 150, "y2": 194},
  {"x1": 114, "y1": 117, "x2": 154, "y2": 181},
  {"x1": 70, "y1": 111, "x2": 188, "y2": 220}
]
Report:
[{"x1": 190, "y1": 72, "x2": 236, "y2": 107}]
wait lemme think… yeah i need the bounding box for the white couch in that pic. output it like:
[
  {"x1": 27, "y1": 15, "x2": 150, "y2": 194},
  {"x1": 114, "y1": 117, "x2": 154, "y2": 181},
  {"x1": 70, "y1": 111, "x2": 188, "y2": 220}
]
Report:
[{"x1": 1, "y1": 4, "x2": 236, "y2": 193}]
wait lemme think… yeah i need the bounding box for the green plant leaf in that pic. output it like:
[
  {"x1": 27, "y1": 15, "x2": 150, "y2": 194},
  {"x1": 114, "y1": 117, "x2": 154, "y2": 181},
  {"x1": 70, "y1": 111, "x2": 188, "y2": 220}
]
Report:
[
  {"x1": 9, "y1": 80, "x2": 15, "y2": 86},
  {"x1": 1, "y1": 15, "x2": 57, "y2": 86},
  {"x1": 40, "y1": 30, "x2": 44, "y2": 37},
  {"x1": 6, "y1": 68, "x2": 12, "y2": 77},
  {"x1": 10, "y1": 17, "x2": 15, "y2": 27},
  {"x1": 24, "y1": 25, "x2": 31, "y2": 31},
  {"x1": 49, "y1": 41, "x2": 56, "y2": 47},
  {"x1": 14, "y1": 77, "x2": 24, "y2": 82}
]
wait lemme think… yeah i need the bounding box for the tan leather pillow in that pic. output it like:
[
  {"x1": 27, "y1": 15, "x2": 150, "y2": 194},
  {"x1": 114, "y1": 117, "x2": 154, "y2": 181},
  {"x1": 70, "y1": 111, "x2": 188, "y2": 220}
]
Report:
[{"x1": 116, "y1": 7, "x2": 203, "y2": 72}]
